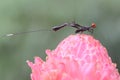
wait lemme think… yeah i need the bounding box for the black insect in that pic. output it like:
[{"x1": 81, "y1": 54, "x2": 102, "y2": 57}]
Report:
[
  {"x1": 1, "y1": 21, "x2": 96, "y2": 38},
  {"x1": 52, "y1": 21, "x2": 96, "y2": 33}
]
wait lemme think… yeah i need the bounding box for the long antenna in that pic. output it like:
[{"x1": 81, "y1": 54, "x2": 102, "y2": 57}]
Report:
[{"x1": 0, "y1": 29, "x2": 52, "y2": 38}]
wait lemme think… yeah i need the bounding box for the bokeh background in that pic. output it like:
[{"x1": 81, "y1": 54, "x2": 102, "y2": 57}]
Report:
[{"x1": 0, "y1": 0, "x2": 120, "y2": 80}]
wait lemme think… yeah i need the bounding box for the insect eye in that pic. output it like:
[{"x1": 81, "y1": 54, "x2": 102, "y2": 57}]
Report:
[{"x1": 91, "y1": 23, "x2": 96, "y2": 28}]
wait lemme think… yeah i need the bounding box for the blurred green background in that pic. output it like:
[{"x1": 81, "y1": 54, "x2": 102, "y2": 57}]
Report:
[{"x1": 0, "y1": 0, "x2": 120, "y2": 80}]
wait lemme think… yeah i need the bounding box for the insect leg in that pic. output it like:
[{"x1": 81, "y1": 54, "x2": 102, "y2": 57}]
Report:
[
  {"x1": 70, "y1": 21, "x2": 83, "y2": 29},
  {"x1": 88, "y1": 28, "x2": 94, "y2": 33},
  {"x1": 75, "y1": 29, "x2": 84, "y2": 33}
]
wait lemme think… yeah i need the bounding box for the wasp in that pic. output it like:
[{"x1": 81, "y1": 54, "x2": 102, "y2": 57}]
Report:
[
  {"x1": 52, "y1": 21, "x2": 96, "y2": 33},
  {"x1": 1, "y1": 21, "x2": 96, "y2": 38}
]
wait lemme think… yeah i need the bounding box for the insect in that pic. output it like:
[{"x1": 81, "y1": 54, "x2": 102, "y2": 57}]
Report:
[
  {"x1": 52, "y1": 21, "x2": 96, "y2": 33},
  {"x1": 1, "y1": 21, "x2": 96, "y2": 38}
]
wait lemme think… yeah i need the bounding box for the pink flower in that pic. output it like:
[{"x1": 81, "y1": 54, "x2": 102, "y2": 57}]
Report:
[{"x1": 27, "y1": 34, "x2": 120, "y2": 80}]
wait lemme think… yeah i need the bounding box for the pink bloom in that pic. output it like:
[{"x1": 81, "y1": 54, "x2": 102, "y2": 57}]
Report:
[{"x1": 27, "y1": 34, "x2": 120, "y2": 80}]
